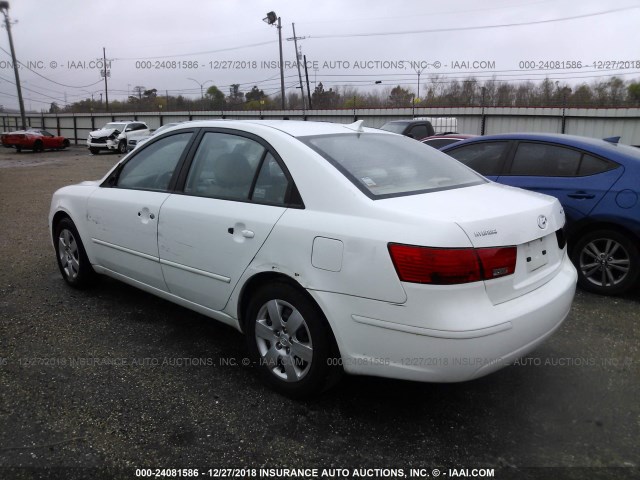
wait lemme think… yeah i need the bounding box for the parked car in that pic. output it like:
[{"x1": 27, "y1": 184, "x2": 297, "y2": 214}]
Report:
[
  {"x1": 380, "y1": 117, "x2": 459, "y2": 140},
  {"x1": 87, "y1": 121, "x2": 150, "y2": 154},
  {"x1": 50, "y1": 120, "x2": 576, "y2": 397},
  {"x1": 1, "y1": 129, "x2": 70, "y2": 152},
  {"x1": 421, "y1": 134, "x2": 477, "y2": 149},
  {"x1": 127, "y1": 122, "x2": 183, "y2": 152},
  {"x1": 380, "y1": 119, "x2": 435, "y2": 139},
  {"x1": 442, "y1": 133, "x2": 640, "y2": 295}
]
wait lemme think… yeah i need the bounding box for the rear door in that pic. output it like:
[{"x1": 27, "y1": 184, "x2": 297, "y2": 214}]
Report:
[
  {"x1": 157, "y1": 130, "x2": 298, "y2": 311},
  {"x1": 496, "y1": 141, "x2": 623, "y2": 223}
]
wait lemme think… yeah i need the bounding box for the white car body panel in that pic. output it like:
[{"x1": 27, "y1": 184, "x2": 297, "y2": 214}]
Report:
[
  {"x1": 50, "y1": 120, "x2": 577, "y2": 384},
  {"x1": 157, "y1": 195, "x2": 286, "y2": 311}
]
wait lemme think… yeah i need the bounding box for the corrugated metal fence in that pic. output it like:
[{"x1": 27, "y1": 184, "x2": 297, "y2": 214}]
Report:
[{"x1": 3, "y1": 106, "x2": 640, "y2": 145}]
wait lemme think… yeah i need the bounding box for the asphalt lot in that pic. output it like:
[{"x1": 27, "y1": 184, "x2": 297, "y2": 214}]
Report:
[{"x1": 0, "y1": 145, "x2": 638, "y2": 480}]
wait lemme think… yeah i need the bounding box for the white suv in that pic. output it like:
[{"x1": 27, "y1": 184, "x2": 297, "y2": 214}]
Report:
[{"x1": 87, "y1": 121, "x2": 150, "y2": 154}]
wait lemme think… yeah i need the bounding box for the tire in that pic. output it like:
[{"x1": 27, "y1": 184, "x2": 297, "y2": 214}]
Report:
[
  {"x1": 89, "y1": 147, "x2": 100, "y2": 155},
  {"x1": 571, "y1": 229, "x2": 640, "y2": 295},
  {"x1": 62, "y1": 139, "x2": 70, "y2": 149},
  {"x1": 34, "y1": 140, "x2": 43, "y2": 152},
  {"x1": 245, "y1": 281, "x2": 341, "y2": 398},
  {"x1": 53, "y1": 217, "x2": 95, "y2": 289},
  {"x1": 15, "y1": 146, "x2": 21, "y2": 153},
  {"x1": 117, "y1": 140, "x2": 127, "y2": 154}
]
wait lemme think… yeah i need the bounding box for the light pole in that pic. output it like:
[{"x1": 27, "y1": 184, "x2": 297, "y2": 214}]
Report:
[
  {"x1": 263, "y1": 11, "x2": 285, "y2": 109},
  {"x1": 187, "y1": 78, "x2": 214, "y2": 100},
  {"x1": 415, "y1": 68, "x2": 424, "y2": 106},
  {"x1": 0, "y1": 2, "x2": 26, "y2": 129}
]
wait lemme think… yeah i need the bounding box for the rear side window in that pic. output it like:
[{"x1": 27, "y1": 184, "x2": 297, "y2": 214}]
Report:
[
  {"x1": 300, "y1": 133, "x2": 484, "y2": 198},
  {"x1": 407, "y1": 124, "x2": 429, "y2": 139},
  {"x1": 508, "y1": 143, "x2": 619, "y2": 177},
  {"x1": 578, "y1": 154, "x2": 618, "y2": 176},
  {"x1": 510, "y1": 143, "x2": 582, "y2": 176},
  {"x1": 446, "y1": 142, "x2": 509, "y2": 176},
  {"x1": 185, "y1": 132, "x2": 264, "y2": 201}
]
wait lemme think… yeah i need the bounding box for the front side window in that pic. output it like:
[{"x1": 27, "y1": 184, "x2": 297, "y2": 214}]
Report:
[
  {"x1": 446, "y1": 141, "x2": 509, "y2": 176},
  {"x1": 300, "y1": 133, "x2": 484, "y2": 198},
  {"x1": 116, "y1": 132, "x2": 192, "y2": 191}
]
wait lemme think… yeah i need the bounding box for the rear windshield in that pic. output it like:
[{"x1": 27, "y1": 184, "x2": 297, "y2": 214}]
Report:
[{"x1": 299, "y1": 132, "x2": 485, "y2": 199}]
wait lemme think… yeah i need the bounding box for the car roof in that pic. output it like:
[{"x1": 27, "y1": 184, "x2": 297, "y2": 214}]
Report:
[
  {"x1": 443, "y1": 132, "x2": 640, "y2": 162},
  {"x1": 170, "y1": 119, "x2": 385, "y2": 137}
]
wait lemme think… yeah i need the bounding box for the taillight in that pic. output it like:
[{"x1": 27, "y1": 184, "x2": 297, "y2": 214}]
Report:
[{"x1": 388, "y1": 243, "x2": 517, "y2": 285}]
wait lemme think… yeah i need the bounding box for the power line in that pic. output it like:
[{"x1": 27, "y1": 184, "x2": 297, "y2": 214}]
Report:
[
  {"x1": 308, "y1": 6, "x2": 640, "y2": 39},
  {"x1": 0, "y1": 46, "x2": 104, "y2": 89},
  {"x1": 114, "y1": 40, "x2": 278, "y2": 61}
]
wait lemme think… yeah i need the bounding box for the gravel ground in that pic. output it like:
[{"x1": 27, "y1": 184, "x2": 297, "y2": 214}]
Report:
[{"x1": 0, "y1": 146, "x2": 638, "y2": 480}]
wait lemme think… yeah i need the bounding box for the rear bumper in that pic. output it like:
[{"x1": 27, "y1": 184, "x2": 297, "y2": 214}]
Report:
[{"x1": 310, "y1": 254, "x2": 577, "y2": 382}]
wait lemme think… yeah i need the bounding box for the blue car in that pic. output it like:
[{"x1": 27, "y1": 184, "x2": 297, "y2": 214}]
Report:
[{"x1": 442, "y1": 133, "x2": 640, "y2": 295}]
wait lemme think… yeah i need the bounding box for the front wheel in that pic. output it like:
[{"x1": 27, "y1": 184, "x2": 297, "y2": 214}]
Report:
[
  {"x1": 89, "y1": 147, "x2": 100, "y2": 155},
  {"x1": 117, "y1": 140, "x2": 127, "y2": 154},
  {"x1": 34, "y1": 140, "x2": 44, "y2": 152},
  {"x1": 54, "y1": 217, "x2": 95, "y2": 288},
  {"x1": 572, "y1": 229, "x2": 639, "y2": 295},
  {"x1": 245, "y1": 282, "x2": 341, "y2": 398}
]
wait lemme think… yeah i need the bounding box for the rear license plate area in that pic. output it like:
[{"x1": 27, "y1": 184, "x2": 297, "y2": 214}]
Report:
[{"x1": 525, "y1": 238, "x2": 548, "y2": 272}]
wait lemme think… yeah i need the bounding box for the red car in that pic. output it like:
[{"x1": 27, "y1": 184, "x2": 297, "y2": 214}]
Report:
[{"x1": 1, "y1": 129, "x2": 70, "y2": 152}]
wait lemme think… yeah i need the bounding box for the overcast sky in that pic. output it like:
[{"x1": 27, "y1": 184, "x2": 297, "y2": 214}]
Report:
[{"x1": 2, "y1": 0, "x2": 639, "y2": 110}]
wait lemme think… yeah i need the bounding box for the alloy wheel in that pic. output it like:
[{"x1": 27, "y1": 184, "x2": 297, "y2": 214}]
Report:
[
  {"x1": 254, "y1": 299, "x2": 313, "y2": 383},
  {"x1": 579, "y1": 237, "x2": 630, "y2": 288},
  {"x1": 58, "y1": 228, "x2": 80, "y2": 281}
]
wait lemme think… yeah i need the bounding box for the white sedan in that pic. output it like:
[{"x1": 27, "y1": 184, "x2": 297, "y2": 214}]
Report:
[{"x1": 49, "y1": 120, "x2": 577, "y2": 397}]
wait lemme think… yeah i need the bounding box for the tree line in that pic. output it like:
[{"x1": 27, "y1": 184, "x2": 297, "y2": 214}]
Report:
[{"x1": 52, "y1": 76, "x2": 640, "y2": 113}]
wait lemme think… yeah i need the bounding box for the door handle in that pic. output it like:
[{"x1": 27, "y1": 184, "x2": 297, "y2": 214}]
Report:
[
  {"x1": 567, "y1": 191, "x2": 595, "y2": 200},
  {"x1": 241, "y1": 229, "x2": 255, "y2": 238},
  {"x1": 137, "y1": 209, "x2": 155, "y2": 220}
]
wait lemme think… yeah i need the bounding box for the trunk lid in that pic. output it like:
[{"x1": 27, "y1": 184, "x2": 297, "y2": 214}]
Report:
[{"x1": 380, "y1": 182, "x2": 569, "y2": 304}]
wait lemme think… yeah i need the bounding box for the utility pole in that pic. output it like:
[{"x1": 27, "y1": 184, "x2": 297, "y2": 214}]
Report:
[
  {"x1": 287, "y1": 23, "x2": 306, "y2": 110},
  {"x1": 304, "y1": 54, "x2": 312, "y2": 110},
  {"x1": 102, "y1": 47, "x2": 109, "y2": 111},
  {"x1": 0, "y1": 2, "x2": 26, "y2": 129}
]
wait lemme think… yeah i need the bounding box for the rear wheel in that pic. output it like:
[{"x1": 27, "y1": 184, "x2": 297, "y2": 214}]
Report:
[
  {"x1": 53, "y1": 217, "x2": 95, "y2": 288},
  {"x1": 245, "y1": 282, "x2": 341, "y2": 398},
  {"x1": 572, "y1": 229, "x2": 639, "y2": 295},
  {"x1": 34, "y1": 140, "x2": 44, "y2": 152}
]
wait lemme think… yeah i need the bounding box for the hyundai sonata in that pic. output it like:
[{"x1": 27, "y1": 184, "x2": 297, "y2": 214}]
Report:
[{"x1": 49, "y1": 120, "x2": 576, "y2": 397}]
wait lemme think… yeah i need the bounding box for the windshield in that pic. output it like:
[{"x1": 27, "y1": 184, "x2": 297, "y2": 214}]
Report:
[
  {"x1": 379, "y1": 122, "x2": 406, "y2": 134},
  {"x1": 102, "y1": 123, "x2": 126, "y2": 131},
  {"x1": 300, "y1": 132, "x2": 485, "y2": 198}
]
